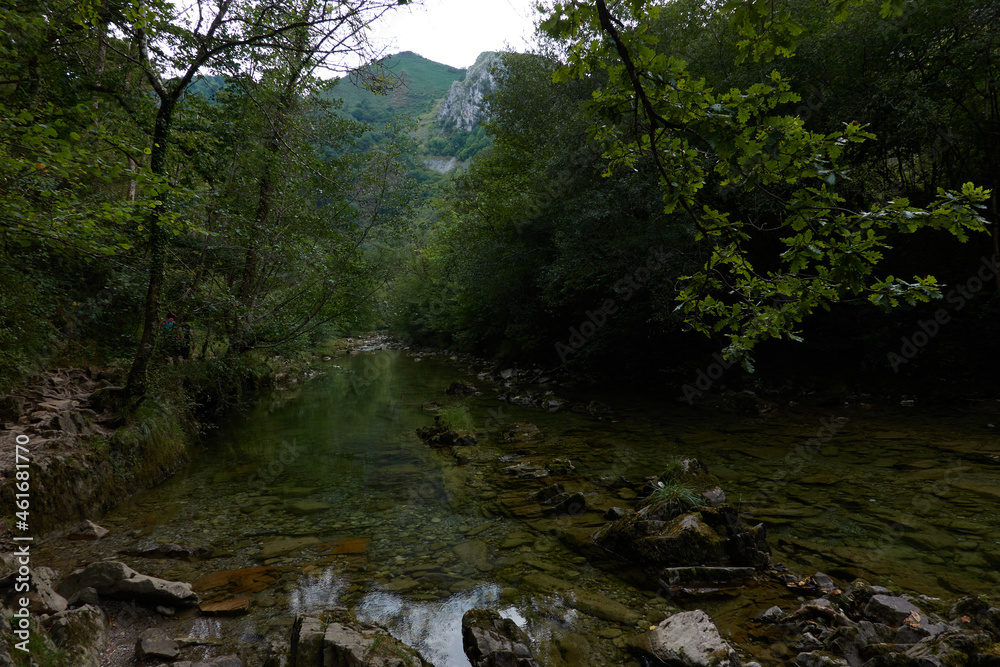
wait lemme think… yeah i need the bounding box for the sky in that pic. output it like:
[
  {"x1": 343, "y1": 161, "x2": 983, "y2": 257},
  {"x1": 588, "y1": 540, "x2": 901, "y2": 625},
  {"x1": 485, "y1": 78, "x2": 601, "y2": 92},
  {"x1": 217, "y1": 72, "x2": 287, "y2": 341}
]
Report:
[{"x1": 369, "y1": 0, "x2": 541, "y2": 69}]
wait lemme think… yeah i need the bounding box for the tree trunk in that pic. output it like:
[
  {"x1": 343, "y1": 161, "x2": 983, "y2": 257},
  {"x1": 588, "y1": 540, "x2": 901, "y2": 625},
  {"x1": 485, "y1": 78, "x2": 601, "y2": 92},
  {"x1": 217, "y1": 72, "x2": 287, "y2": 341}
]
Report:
[{"x1": 125, "y1": 101, "x2": 175, "y2": 400}]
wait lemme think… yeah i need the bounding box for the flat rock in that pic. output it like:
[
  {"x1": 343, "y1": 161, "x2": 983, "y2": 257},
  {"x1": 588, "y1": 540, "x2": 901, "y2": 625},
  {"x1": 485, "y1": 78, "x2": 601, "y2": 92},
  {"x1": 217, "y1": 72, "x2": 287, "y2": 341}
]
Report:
[
  {"x1": 454, "y1": 540, "x2": 493, "y2": 572},
  {"x1": 67, "y1": 520, "x2": 109, "y2": 540},
  {"x1": 136, "y1": 627, "x2": 179, "y2": 661},
  {"x1": 192, "y1": 567, "x2": 279, "y2": 594},
  {"x1": 125, "y1": 543, "x2": 213, "y2": 560},
  {"x1": 385, "y1": 577, "x2": 420, "y2": 593},
  {"x1": 521, "y1": 573, "x2": 573, "y2": 594},
  {"x1": 57, "y1": 561, "x2": 198, "y2": 607},
  {"x1": 199, "y1": 598, "x2": 249, "y2": 615},
  {"x1": 661, "y1": 566, "x2": 757, "y2": 587},
  {"x1": 285, "y1": 500, "x2": 332, "y2": 515},
  {"x1": 500, "y1": 532, "x2": 535, "y2": 549},
  {"x1": 864, "y1": 594, "x2": 922, "y2": 626},
  {"x1": 640, "y1": 610, "x2": 740, "y2": 666},
  {"x1": 569, "y1": 590, "x2": 640, "y2": 624},
  {"x1": 319, "y1": 538, "x2": 368, "y2": 555},
  {"x1": 260, "y1": 536, "x2": 320, "y2": 559}
]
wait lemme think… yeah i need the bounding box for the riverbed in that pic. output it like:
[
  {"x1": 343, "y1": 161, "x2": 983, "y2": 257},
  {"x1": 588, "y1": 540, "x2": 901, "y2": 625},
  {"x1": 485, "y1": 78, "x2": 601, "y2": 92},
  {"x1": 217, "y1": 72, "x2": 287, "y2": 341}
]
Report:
[{"x1": 40, "y1": 347, "x2": 1000, "y2": 665}]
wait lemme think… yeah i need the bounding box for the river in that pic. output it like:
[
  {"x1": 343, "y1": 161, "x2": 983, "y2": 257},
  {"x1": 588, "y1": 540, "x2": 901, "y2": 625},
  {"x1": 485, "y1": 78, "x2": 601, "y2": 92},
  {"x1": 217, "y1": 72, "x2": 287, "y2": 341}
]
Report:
[{"x1": 40, "y1": 347, "x2": 1000, "y2": 665}]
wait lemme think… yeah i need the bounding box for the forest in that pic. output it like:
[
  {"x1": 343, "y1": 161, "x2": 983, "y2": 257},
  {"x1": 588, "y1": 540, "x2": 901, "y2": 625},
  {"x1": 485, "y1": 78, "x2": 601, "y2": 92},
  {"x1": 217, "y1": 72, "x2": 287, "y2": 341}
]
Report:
[
  {"x1": 2, "y1": 2, "x2": 1000, "y2": 666},
  {"x1": 1, "y1": 0, "x2": 998, "y2": 398},
  {"x1": 394, "y1": 0, "x2": 999, "y2": 393}
]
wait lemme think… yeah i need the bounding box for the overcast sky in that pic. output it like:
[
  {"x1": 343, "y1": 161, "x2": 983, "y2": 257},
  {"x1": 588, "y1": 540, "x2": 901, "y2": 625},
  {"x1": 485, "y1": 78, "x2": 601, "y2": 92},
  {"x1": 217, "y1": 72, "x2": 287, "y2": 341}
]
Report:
[{"x1": 369, "y1": 0, "x2": 541, "y2": 69}]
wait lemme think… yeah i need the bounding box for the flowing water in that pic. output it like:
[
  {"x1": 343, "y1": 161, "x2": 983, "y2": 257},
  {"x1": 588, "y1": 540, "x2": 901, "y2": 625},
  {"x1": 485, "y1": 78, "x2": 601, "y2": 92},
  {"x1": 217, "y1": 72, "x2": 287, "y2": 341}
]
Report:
[{"x1": 41, "y1": 348, "x2": 1000, "y2": 665}]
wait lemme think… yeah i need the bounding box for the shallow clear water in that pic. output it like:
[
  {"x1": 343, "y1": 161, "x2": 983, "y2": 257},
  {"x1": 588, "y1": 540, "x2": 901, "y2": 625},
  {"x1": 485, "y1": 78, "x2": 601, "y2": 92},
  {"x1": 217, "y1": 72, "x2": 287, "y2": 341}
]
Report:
[{"x1": 43, "y1": 349, "x2": 1000, "y2": 665}]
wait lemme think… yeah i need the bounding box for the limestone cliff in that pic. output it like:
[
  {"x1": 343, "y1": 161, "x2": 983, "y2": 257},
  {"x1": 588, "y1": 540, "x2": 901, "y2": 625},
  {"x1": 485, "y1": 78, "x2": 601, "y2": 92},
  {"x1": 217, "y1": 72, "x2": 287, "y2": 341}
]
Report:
[{"x1": 438, "y1": 51, "x2": 501, "y2": 132}]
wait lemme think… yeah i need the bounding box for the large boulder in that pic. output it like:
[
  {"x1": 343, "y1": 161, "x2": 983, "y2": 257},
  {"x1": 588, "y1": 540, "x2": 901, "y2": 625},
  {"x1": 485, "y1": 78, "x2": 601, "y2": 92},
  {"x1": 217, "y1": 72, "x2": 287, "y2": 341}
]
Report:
[
  {"x1": 41, "y1": 604, "x2": 108, "y2": 667},
  {"x1": 56, "y1": 561, "x2": 199, "y2": 608},
  {"x1": 633, "y1": 610, "x2": 741, "y2": 667},
  {"x1": 462, "y1": 608, "x2": 538, "y2": 666},
  {"x1": 594, "y1": 460, "x2": 770, "y2": 570}
]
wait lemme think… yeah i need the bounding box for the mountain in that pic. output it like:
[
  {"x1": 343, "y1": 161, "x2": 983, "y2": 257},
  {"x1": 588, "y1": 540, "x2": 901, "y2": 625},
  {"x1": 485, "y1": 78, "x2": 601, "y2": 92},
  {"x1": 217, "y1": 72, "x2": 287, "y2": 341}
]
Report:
[
  {"x1": 437, "y1": 51, "x2": 501, "y2": 132},
  {"x1": 328, "y1": 51, "x2": 466, "y2": 126},
  {"x1": 330, "y1": 51, "x2": 499, "y2": 173}
]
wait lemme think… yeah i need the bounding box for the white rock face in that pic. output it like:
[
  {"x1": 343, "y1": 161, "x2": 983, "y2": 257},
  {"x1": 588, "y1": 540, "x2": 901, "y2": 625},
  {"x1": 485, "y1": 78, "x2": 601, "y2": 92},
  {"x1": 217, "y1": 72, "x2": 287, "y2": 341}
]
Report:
[{"x1": 438, "y1": 52, "x2": 502, "y2": 132}]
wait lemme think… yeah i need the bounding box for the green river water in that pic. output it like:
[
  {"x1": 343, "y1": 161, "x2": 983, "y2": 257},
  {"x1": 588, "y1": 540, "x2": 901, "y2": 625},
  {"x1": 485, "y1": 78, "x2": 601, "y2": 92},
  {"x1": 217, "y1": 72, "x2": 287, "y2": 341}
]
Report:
[{"x1": 42, "y1": 348, "x2": 1000, "y2": 665}]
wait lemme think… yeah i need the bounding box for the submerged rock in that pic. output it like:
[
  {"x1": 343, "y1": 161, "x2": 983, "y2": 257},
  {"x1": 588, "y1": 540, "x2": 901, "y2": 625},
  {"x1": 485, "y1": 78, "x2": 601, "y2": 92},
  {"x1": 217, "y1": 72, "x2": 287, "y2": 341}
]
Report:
[
  {"x1": 123, "y1": 542, "x2": 213, "y2": 560},
  {"x1": 416, "y1": 415, "x2": 477, "y2": 447},
  {"x1": 500, "y1": 422, "x2": 542, "y2": 443},
  {"x1": 462, "y1": 608, "x2": 537, "y2": 666},
  {"x1": 446, "y1": 381, "x2": 478, "y2": 397}
]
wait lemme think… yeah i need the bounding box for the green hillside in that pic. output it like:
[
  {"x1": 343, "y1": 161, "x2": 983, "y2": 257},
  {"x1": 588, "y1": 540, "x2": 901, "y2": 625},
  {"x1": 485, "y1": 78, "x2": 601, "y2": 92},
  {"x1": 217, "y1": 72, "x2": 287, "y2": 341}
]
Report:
[{"x1": 327, "y1": 51, "x2": 466, "y2": 125}]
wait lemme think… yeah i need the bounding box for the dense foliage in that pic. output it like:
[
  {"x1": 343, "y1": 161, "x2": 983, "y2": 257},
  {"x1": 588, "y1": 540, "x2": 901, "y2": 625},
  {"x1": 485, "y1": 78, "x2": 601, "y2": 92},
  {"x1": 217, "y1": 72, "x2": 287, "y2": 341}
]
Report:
[
  {"x1": 393, "y1": 0, "x2": 998, "y2": 379},
  {"x1": 0, "y1": 0, "x2": 417, "y2": 394}
]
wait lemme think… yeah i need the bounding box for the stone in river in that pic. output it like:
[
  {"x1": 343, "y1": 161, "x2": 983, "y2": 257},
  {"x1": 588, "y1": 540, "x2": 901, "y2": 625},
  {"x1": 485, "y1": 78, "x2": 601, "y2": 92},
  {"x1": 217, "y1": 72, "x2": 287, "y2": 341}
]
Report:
[
  {"x1": 634, "y1": 609, "x2": 740, "y2": 666},
  {"x1": 500, "y1": 532, "x2": 535, "y2": 550},
  {"x1": 521, "y1": 573, "x2": 573, "y2": 594},
  {"x1": 192, "y1": 566, "x2": 279, "y2": 594},
  {"x1": 319, "y1": 538, "x2": 368, "y2": 555},
  {"x1": 800, "y1": 474, "x2": 840, "y2": 485},
  {"x1": 57, "y1": 561, "x2": 198, "y2": 608},
  {"x1": 200, "y1": 597, "x2": 250, "y2": 616},
  {"x1": 282, "y1": 486, "x2": 319, "y2": 497},
  {"x1": 864, "y1": 594, "x2": 923, "y2": 626},
  {"x1": 135, "y1": 628, "x2": 179, "y2": 661},
  {"x1": 285, "y1": 501, "x2": 332, "y2": 515},
  {"x1": 462, "y1": 608, "x2": 537, "y2": 666},
  {"x1": 454, "y1": 540, "x2": 493, "y2": 572},
  {"x1": 67, "y1": 520, "x2": 109, "y2": 540},
  {"x1": 385, "y1": 577, "x2": 420, "y2": 593},
  {"x1": 500, "y1": 422, "x2": 542, "y2": 443},
  {"x1": 569, "y1": 590, "x2": 641, "y2": 624},
  {"x1": 260, "y1": 536, "x2": 320, "y2": 558}
]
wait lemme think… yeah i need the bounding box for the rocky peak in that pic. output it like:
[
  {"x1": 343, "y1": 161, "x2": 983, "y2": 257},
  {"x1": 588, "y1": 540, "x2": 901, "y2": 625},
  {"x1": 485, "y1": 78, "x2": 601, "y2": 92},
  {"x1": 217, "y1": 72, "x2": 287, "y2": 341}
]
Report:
[{"x1": 438, "y1": 51, "x2": 501, "y2": 132}]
